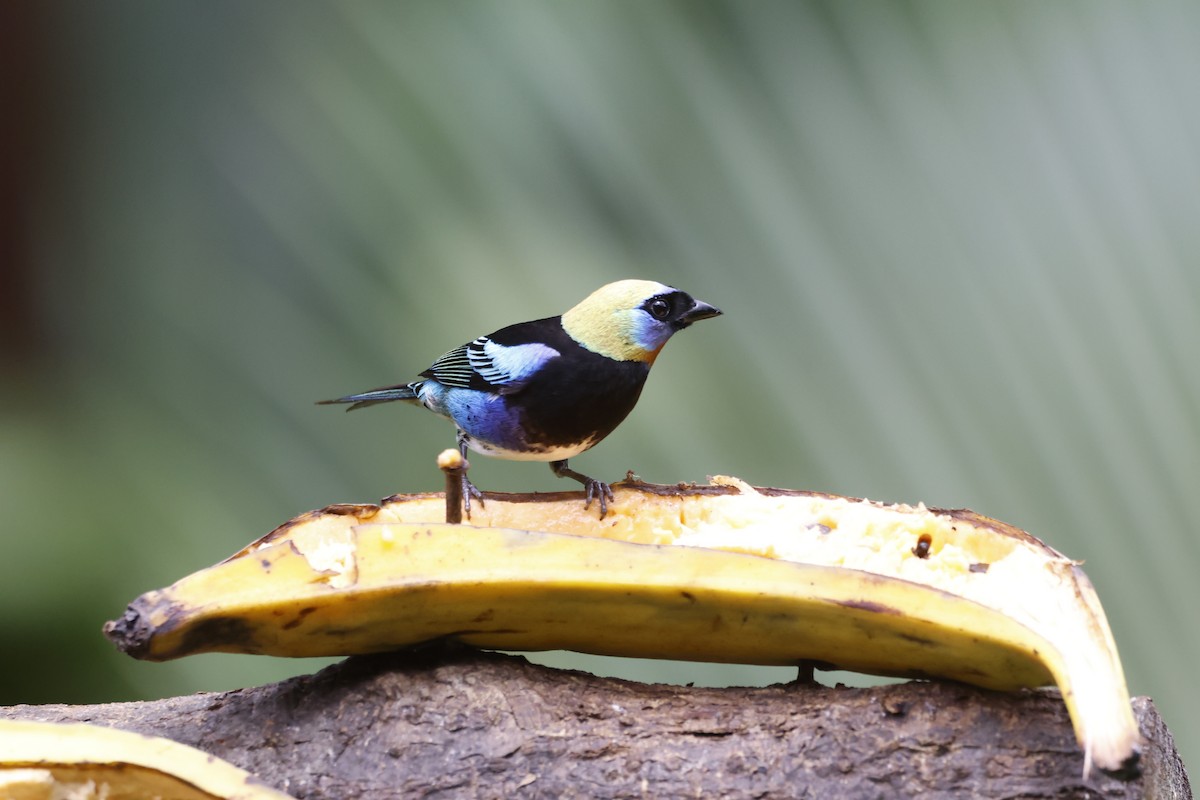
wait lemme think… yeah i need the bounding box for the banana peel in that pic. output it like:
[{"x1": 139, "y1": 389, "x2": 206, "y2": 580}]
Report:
[
  {"x1": 0, "y1": 719, "x2": 297, "y2": 800},
  {"x1": 104, "y1": 476, "x2": 1140, "y2": 778}
]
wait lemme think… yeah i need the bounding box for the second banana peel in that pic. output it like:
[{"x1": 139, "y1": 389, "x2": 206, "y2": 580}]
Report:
[
  {"x1": 104, "y1": 475, "x2": 1141, "y2": 778},
  {"x1": 0, "y1": 719, "x2": 297, "y2": 800}
]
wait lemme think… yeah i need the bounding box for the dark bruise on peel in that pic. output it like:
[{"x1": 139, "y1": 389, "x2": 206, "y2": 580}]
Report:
[
  {"x1": 445, "y1": 628, "x2": 526, "y2": 639},
  {"x1": 831, "y1": 599, "x2": 904, "y2": 616},
  {"x1": 896, "y1": 631, "x2": 939, "y2": 647},
  {"x1": 172, "y1": 615, "x2": 259, "y2": 660},
  {"x1": 282, "y1": 606, "x2": 320, "y2": 631},
  {"x1": 322, "y1": 503, "x2": 383, "y2": 519},
  {"x1": 380, "y1": 491, "x2": 443, "y2": 505}
]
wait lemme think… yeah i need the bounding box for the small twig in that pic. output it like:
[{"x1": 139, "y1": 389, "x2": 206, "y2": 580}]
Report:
[{"x1": 437, "y1": 449, "x2": 466, "y2": 525}]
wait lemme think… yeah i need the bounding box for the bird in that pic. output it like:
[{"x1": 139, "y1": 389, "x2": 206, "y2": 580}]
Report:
[{"x1": 319, "y1": 279, "x2": 721, "y2": 518}]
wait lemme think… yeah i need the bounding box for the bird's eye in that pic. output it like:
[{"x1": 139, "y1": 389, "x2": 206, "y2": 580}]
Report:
[{"x1": 648, "y1": 298, "x2": 671, "y2": 320}]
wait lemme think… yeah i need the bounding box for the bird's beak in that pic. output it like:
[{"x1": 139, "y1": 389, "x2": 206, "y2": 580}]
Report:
[{"x1": 679, "y1": 300, "x2": 722, "y2": 327}]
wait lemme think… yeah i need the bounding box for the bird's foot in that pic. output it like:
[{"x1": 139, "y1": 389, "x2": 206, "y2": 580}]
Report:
[
  {"x1": 551, "y1": 460, "x2": 614, "y2": 520},
  {"x1": 462, "y1": 474, "x2": 484, "y2": 519},
  {"x1": 583, "y1": 478, "x2": 615, "y2": 519},
  {"x1": 455, "y1": 432, "x2": 486, "y2": 519}
]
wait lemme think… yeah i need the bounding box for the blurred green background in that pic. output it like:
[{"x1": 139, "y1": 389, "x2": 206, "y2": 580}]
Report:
[{"x1": 3, "y1": 0, "x2": 1197, "y2": 775}]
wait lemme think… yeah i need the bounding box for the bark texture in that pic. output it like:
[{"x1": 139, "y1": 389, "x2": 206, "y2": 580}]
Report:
[{"x1": 2, "y1": 648, "x2": 1190, "y2": 799}]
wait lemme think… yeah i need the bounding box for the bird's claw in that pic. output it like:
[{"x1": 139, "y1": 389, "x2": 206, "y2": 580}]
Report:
[
  {"x1": 461, "y1": 474, "x2": 484, "y2": 519},
  {"x1": 550, "y1": 459, "x2": 614, "y2": 520},
  {"x1": 583, "y1": 479, "x2": 615, "y2": 520},
  {"x1": 455, "y1": 432, "x2": 486, "y2": 519}
]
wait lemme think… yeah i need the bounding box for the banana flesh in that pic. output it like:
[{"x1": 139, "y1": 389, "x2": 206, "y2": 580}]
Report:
[
  {"x1": 104, "y1": 477, "x2": 1140, "y2": 777},
  {"x1": 0, "y1": 720, "x2": 297, "y2": 800}
]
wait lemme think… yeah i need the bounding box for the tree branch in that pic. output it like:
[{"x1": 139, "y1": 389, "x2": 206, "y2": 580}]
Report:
[{"x1": 3, "y1": 648, "x2": 1189, "y2": 799}]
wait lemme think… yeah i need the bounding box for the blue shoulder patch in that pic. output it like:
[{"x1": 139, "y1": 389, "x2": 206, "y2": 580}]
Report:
[
  {"x1": 468, "y1": 337, "x2": 560, "y2": 394},
  {"x1": 423, "y1": 337, "x2": 559, "y2": 393}
]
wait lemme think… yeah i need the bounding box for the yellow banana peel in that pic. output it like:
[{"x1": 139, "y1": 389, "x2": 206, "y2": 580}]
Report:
[
  {"x1": 104, "y1": 476, "x2": 1140, "y2": 777},
  {"x1": 0, "y1": 719, "x2": 296, "y2": 800}
]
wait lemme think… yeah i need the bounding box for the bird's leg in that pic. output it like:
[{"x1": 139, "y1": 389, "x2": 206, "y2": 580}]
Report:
[
  {"x1": 550, "y1": 459, "x2": 614, "y2": 519},
  {"x1": 456, "y1": 432, "x2": 484, "y2": 518}
]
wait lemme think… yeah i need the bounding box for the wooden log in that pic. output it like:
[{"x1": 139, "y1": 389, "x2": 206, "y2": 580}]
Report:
[{"x1": 2, "y1": 648, "x2": 1190, "y2": 799}]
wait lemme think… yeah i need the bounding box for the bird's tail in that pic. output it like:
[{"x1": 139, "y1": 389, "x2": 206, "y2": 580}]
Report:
[{"x1": 317, "y1": 383, "x2": 420, "y2": 411}]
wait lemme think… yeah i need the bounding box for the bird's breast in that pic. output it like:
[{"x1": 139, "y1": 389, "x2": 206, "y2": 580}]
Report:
[
  {"x1": 459, "y1": 432, "x2": 596, "y2": 462},
  {"x1": 506, "y1": 352, "x2": 649, "y2": 449}
]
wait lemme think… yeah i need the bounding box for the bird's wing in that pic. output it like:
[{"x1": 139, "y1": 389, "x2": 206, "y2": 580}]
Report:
[
  {"x1": 423, "y1": 344, "x2": 476, "y2": 389},
  {"x1": 423, "y1": 336, "x2": 560, "y2": 395}
]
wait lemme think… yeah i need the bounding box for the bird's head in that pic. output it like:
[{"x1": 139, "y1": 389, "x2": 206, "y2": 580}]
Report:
[{"x1": 561, "y1": 280, "x2": 722, "y2": 363}]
